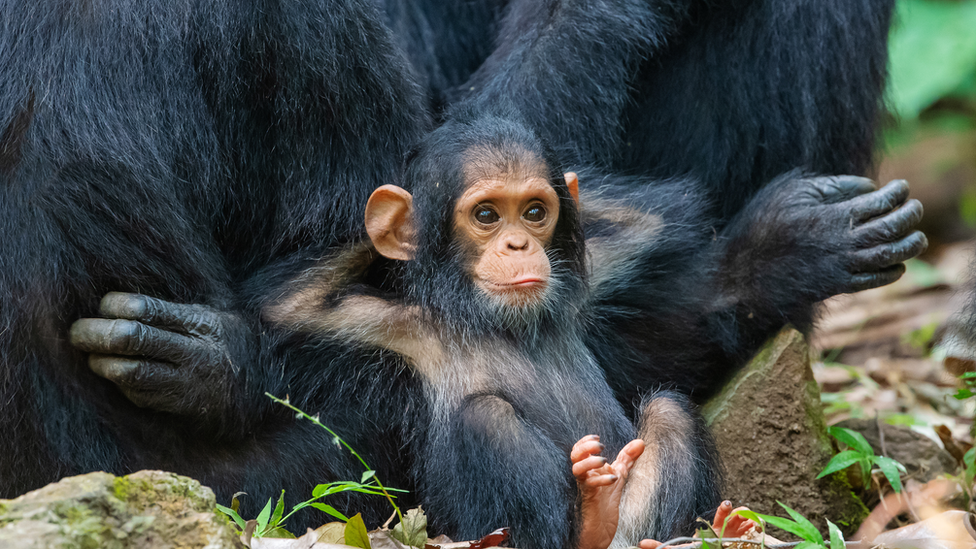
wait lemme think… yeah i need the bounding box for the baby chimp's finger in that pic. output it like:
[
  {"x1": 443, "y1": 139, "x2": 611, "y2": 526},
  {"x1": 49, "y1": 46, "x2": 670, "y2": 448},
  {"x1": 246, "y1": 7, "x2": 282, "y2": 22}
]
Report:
[
  {"x1": 609, "y1": 439, "x2": 645, "y2": 479},
  {"x1": 849, "y1": 264, "x2": 906, "y2": 293},
  {"x1": 724, "y1": 514, "x2": 755, "y2": 537},
  {"x1": 846, "y1": 180, "x2": 910, "y2": 223},
  {"x1": 571, "y1": 437, "x2": 605, "y2": 463},
  {"x1": 854, "y1": 199, "x2": 923, "y2": 245},
  {"x1": 849, "y1": 231, "x2": 927, "y2": 272},
  {"x1": 572, "y1": 455, "x2": 608, "y2": 478},
  {"x1": 712, "y1": 501, "x2": 733, "y2": 531},
  {"x1": 581, "y1": 473, "x2": 619, "y2": 488}
]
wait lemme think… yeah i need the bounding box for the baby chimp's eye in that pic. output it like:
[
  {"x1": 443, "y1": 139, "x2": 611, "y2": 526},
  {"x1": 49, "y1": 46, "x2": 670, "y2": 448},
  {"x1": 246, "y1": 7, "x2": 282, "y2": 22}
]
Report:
[
  {"x1": 474, "y1": 206, "x2": 500, "y2": 226},
  {"x1": 523, "y1": 204, "x2": 547, "y2": 223}
]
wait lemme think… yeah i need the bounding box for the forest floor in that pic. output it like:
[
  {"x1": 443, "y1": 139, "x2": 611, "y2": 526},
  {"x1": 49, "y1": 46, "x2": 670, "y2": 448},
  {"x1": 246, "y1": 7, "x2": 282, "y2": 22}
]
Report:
[
  {"x1": 811, "y1": 238, "x2": 976, "y2": 535},
  {"x1": 813, "y1": 240, "x2": 974, "y2": 442}
]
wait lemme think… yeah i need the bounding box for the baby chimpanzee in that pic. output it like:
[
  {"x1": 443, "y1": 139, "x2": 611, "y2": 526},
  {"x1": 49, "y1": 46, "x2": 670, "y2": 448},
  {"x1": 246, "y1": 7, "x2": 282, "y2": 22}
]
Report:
[{"x1": 263, "y1": 109, "x2": 924, "y2": 548}]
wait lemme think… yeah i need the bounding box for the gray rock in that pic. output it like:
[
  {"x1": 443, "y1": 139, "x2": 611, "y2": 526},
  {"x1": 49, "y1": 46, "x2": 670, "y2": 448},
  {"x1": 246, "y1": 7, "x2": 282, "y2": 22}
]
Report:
[
  {"x1": 0, "y1": 470, "x2": 241, "y2": 549},
  {"x1": 702, "y1": 328, "x2": 869, "y2": 536}
]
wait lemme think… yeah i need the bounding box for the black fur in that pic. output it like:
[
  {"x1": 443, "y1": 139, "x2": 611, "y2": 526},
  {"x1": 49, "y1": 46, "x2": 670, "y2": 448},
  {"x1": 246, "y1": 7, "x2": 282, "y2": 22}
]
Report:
[
  {"x1": 382, "y1": 0, "x2": 894, "y2": 219},
  {"x1": 0, "y1": 0, "x2": 911, "y2": 543},
  {"x1": 0, "y1": 0, "x2": 427, "y2": 523}
]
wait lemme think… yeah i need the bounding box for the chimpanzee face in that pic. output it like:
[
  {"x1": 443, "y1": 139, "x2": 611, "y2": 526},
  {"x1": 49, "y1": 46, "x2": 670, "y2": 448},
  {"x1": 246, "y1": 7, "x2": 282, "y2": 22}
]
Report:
[{"x1": 452, "y1": 171, "x2": 560, "y2": 309}]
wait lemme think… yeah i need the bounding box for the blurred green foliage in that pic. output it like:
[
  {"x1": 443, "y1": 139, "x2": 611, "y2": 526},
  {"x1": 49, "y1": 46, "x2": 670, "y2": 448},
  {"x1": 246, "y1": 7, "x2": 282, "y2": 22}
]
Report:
[
  {"x1": 887, "y1": 0, "x2": 976, "y2": 121},
  {"x1": 886, "y1": 0, "x2": 976, "y2": 228}
]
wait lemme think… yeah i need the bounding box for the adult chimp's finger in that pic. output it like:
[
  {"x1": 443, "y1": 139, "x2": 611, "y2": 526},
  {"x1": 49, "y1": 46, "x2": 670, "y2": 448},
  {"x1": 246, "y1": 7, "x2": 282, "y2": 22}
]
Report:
[
  {"x1": 849, "y1": 231, "x2": 928, "y2": 272},
  {"x1": 99, "y1": 292, "x2": 217, "y2": 335},
  {"x1": 70, "y1": 318, "x2": 199, "y2": 363},
  {"x1": 854, "y1": 199, "x2": 923, "y2": 245},
  {"x1": 846, "y1": 180, "x2": 910, "y2": 222},
  {"x1": 88, "y1": 355, "x2": 188, "y2": 411},
  {"x1": 849, "y1": 264, "x2": 906, "y2": 293},
  {"x1": 809, "y1": 175, "x2": 876, "y2": 203}
]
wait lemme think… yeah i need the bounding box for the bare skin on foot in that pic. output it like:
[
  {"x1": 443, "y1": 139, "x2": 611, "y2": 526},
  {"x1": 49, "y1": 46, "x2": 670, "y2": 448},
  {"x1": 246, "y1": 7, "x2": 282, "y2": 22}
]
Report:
[
  {"x1": 639, "y1": 500, "x2": 759, "y2": 549},
  {"x1": 571, "y1": 435, "x2": 758, "y2": 549},
  {"x1": 572, "y1": 435, "x2": 645, "y2": 549}
]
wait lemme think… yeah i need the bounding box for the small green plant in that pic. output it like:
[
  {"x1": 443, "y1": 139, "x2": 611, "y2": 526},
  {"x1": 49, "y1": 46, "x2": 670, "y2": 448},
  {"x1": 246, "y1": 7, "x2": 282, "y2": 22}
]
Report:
[
  {"x1": 214, "y1": 393, "x2": 408, "y2": 541},
  {"x1": 817, "y1": 426, "x2": 906, "y2": 492},
  {"x1": 953, "y1": 371, "x2": 976, "y2": 401},
  {"x1": 729, "y1": 502, "x2": 845, "y2": 549},
  {"x1": 964, "y1": 446, "x2": 976, "y2": 489}
]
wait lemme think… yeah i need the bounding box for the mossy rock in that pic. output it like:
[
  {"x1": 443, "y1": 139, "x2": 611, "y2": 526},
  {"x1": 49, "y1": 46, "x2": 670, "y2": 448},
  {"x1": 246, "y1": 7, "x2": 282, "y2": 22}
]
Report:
[
  {"x1": 0, "y1": 470, "x2": 241, "y2": 548},
  {"x1": 702, "y1": 328, "x2": 869, "y2": 536}
]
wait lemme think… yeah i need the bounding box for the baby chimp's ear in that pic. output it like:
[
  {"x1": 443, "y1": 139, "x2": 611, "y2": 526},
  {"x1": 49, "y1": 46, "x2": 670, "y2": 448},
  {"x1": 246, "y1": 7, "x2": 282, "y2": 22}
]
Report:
[{"x1": 365, "y1": 185, "x2": 417, "y2": 261}]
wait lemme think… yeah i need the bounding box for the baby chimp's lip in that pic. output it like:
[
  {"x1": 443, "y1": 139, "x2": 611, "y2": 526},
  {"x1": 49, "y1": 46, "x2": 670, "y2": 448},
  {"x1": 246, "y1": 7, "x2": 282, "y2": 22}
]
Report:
[
  {"x1": 507, "y1": 277, "x2": 545, "y2": 287},
  {"x1": 495, "y1": 277, "x2": 546, "y2": 289},
  {"x1": 483, "y1": 277, "x2": 547, "y2": 293}
]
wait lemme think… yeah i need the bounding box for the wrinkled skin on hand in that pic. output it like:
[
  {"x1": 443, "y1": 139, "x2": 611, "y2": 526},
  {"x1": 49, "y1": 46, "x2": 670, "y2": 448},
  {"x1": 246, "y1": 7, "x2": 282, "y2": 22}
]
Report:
[
  {"x1": 70, "y1": 292, "x2": 254, "y2": 419},
  {"x1": 722, "y1": 175, "x2": 926, "y2": 307}
]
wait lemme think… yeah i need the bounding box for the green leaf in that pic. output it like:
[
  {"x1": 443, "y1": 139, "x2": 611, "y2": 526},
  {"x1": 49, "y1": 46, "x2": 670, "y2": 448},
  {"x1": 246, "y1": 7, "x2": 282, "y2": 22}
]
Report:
[
  {"x1": 313, "y1": 483, "x2": 336, "y2": 498},
  {"x1": 817, "y1": 451, "x2": 866, "y2": 478},
  {"x1": 231, "y1": 492, "x2": 245, "y2": 514},
  {"x1": 794, "y1": 541, "x2": 825, "y2": 549},
  {"x1": 859, "y1": 458, "x2": 872, "y2": 486},
  {"x1": 873, "y1": 456, "x2": 906, "y2": 493},
  {"x1": 964, "y1": 447, "x2": 976, "y2": 485},
  {"x1": 348, "y1": 487, "x2": 393, "y2": 496},
  {"x1": 264, "y1": 527, "x2": 297, "y2": 539},
  {"x1": 696, "y1": 527, "x2": 714, "y2": 549},
  {"x1": 270, "y1": 490, "x2": 286, "y2": 528},
  {"x1": 391, "y1": 507, "x2": 429, "y2": 548},
  {"x1": 827, "y1": 426, "x2": 874, "y2": 455},
  {"x1": 311, "y1": 503, "x2": 349, "y2": 523},
  {"x1": 827, "y1": 519, "x2": 845, "y2": 549},
  {"x1": 954, "y1": 389, "x2": 975, "y2": 400},
  {"x1": 778, "y1": 502, "x2": 824, "y2": 545},
  {"x1": 255, "y1": 497, "x2": 273, "y2": 535},
  {"x1": 763, "y1": 501, "x2": 823, "y2": 545},
  {"x1": 361, "y1": 470, "x2": 377, "y2": 484},
  {"x1": 730, "y1": 509, "x2": 763, "y2": 524},
  {"x1": 344, "y1": 513, "x2": 373, "y2": 549},
  {"x1": 961, "y1": 372, "x2": 976, "y2": 380},
  {"x1": 756, "y1": 515, "x2": 805, "y2": 538},
  {"x1": 215, "y1": 504, "x2": 247, "y2": 531}
]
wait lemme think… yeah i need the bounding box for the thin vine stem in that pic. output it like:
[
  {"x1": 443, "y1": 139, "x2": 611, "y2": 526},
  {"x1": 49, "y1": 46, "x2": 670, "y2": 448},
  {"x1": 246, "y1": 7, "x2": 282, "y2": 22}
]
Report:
[{"x1": 267, "y1": 393, "x2": 406, "y2": 525}]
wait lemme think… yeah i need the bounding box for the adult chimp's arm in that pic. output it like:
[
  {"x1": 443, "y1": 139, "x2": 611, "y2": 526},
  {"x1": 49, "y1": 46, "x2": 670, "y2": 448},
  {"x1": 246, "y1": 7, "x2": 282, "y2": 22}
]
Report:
[
  {"x1": 66, "y1": 0, "x2": 428, "y2": 437},
  {"x1": 454, "y1": 0, "x2": 691, "y2": 165},
  {"x1": 584, "y1": 173, "x2": 926, "y2": 405}
]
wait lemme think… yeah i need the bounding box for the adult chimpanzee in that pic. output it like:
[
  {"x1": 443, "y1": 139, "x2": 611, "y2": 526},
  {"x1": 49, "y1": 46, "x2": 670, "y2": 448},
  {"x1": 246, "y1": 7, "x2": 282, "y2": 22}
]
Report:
[
  {"x1": 377, "y1": 0, "x2": 894, "y2": 220},
  {"x1": 0, "y1": 0, "x2": 426, "y2": 515},
  {"x1": 248, "y1": 110, "x2": 923, "y2": 547}
]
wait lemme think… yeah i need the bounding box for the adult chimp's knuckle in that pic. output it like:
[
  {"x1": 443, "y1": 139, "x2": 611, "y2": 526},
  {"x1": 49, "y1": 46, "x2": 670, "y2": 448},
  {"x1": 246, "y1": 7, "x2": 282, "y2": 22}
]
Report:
[{"x1": 116, "y1": 321, "x2": 149, "y2": 353}]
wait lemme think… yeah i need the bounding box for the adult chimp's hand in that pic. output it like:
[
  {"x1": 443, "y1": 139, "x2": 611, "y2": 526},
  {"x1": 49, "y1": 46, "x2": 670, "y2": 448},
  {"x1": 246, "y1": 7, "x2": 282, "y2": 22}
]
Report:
[
  {"x1": 726, "y1": 175, "x2": 927, "y2": 300},
  {"x1": 795, "y1": 176, "x2": 925, "y2": 291},
  {"x1": 70, "y1": 292, "x2": 253, "y2": 417}
]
